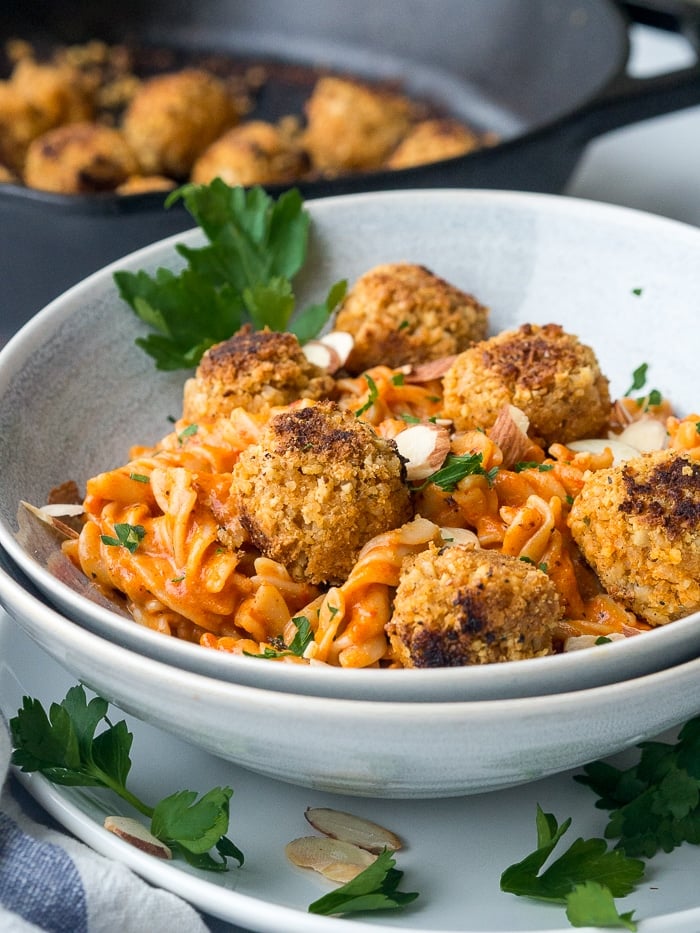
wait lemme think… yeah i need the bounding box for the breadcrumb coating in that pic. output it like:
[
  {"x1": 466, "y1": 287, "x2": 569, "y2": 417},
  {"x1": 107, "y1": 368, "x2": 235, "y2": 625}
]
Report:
[
  {"x1": 568, "y1": 449, "x2": 700, "y2": 625},
  {"x1": 386, "y1": 544, "x2": 560, "y2": 667},
  {"x1": 191, "y1": 120, "x2": 308, "y2": 187},
  {"x1": 387, "y1": 118, "x2": 481, "y2": 169},
  {"x1": 123, "y1": 68, "x2": 238, "y2": 177},
  {"x1": 334, "y1": 263, "x2": 489, "y2": 374},
  {"x1": 303, "y1": 76, "x2": 414, "y2": 173},
  {"x1": 442, "y1": 323, "x2": 611, "y2": 445},
  {"x1": 231, "y1": 401, "x2": 412, "y2": 584},
  {"x1": 23, "y1": 122, "x2": 138, "y2": 193},
  {"x1": 182, "y1": 327, "x2": 335, "y2": 421}
]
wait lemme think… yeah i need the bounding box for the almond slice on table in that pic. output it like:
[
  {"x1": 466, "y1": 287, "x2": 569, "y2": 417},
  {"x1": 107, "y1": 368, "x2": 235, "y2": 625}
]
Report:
[
  {"x1": 103, "y1": 816, "x2": 172, "y2": 859},
  {"x1": 394, "y1": 423, "x2": 451, "y2": 482},
  {"x1": 304, "y1": 806, "x2": 403, "y2": 854},
  {"x1": 285, "y1": 835, "x2": 377, "y2": 883},
  {"x1": 20, "y1": 500, "x2": 82, "y2": 539}
]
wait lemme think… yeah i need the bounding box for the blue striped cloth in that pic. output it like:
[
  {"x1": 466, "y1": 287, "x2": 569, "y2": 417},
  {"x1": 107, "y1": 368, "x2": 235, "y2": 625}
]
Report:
[{"x1": 0, "y1": 718, "x2": 210, "y2": 933}]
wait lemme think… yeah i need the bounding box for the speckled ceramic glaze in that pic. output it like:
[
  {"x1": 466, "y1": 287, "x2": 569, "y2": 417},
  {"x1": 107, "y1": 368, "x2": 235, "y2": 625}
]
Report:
[{"x1": 1, "y1": 189, "x2": 700, "y2": 710}]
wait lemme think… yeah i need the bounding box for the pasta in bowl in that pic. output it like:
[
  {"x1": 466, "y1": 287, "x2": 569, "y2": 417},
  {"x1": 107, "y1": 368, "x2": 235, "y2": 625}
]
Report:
[{"x1": 1, "y1": 188, "x2": 700, "y2": 704}]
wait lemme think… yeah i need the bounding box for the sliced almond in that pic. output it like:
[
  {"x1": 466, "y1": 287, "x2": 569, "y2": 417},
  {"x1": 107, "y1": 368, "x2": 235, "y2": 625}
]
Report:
[
  {"x1": 285, "y1": 835, "x2": 376, "y2": 882},
  {"x1": 103, "y1": 816, "x2": 172, "y2": 859},
  {"x1": 403, "y1": 355, "x2": 457, "y2": 383},
  {"x1": 301, "y1": 340, "x2": 340, "y2": 373},
  {"x1": 488, "y1": 404, "x2": 531, "y2": 469},
  {"x1": 563, "y1": 632, "x2": 626, "y2": 652},
  {"x1": 394, "y1": 423, "x2": 451, "y2": 481},
  {"x1": 439, "y1": 527, "x2": 480, "y2": 548},
  {"x1": 566, "y1": 438, "x2": 641, "y2": 465},
  {"x1": 305, "y1": 806, "x2": 403, "y2": 854},
  {"x1": 319, "y1": 331, "x2": 354, "y2": 368},
  {"x1": 616, "y1": 417, "x2": 668, "y2": 453},
  {"x1": 20, "y1": 500, "x2": 81, "y2": 539}
]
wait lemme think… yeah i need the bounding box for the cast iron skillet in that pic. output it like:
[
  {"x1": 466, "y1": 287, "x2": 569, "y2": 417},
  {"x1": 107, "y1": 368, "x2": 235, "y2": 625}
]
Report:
[{"x1": 2, "y1": 0, "x2": 700, "y2": 336}]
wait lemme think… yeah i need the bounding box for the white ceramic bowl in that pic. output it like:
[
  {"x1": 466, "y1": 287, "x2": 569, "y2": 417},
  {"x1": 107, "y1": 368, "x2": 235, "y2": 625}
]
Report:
[
  {"x1": 3, "y1": 544, "x2": 700, "y2": 798},
  {"x1": 1, "y1": 189, "x2": 700, "y2": 704}
]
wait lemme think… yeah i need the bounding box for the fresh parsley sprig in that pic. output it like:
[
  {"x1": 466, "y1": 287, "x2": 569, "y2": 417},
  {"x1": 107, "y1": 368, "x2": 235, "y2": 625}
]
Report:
[
  {"x1": 10, "y1": 685, "x2": 244, "y2": 871},
  {"x1": 576, "y1": 716, "x2": 700, "y2": 859},
  {"x1": 500, "y1": 805, "x2": 643, "y2": 929},
  {"x1": 114, "y1": 182, "x2": 346, "y2": 370},
  {"x1": 308, "y1": 849, "x2": 419, "y2": 916}
]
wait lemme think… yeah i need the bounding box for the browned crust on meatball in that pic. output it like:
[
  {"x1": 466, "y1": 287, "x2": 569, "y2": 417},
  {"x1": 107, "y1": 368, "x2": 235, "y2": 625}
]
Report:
[
  {"x1": 387, "y1": 118, "x2": 481, "y2": 169},
  {"x1": 442, "y1": 323, "x2": 611, "y2": 445},
  {"x1": 568, "y1": 449, "x2": 700, "y2": 625},
  {"x1": 334, "y1": 263, "x2": 489, "y2": 374},
  {"x1": 191, "y1": 120, "x2": 309, "y2": 187},
  {"x1": 386, "y1": 545, "x2": 560, "y2": 667},
  {"x1": 182, "y1": 327, "x2": 335, "y2": 420},
  {"x1": 231, "y1": 401, "x2": 412, "y2": 584},
  {"x1": 23, "y1": 122, "x2": 138, "y2": 193}
]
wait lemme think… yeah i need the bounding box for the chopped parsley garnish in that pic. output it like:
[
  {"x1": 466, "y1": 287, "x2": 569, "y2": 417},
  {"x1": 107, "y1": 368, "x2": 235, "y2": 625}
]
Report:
[
  {"x1": 129, "y1": 472, "x2": 150, "y2": 484},
  {"x1": 100, "y1": 522, "x2": 146, "y2": 553},
  {"x1": 114, "y1": 182, "x2": 346, "y2": 370},
  {"x1": 10, "y1": 685, "x2": 244, "y2": 871},
  {"x1": 631, "y1": 287, "x2": 643, "y2": 297},
  {"x1": 308, "y1": 849, "x2": 419, "y2": 916},
  {"x1": 399, "y1": 413, "x2": 421, "y2": 423},
  {"x1": 177, "y1": 423, "x2": 199, "y2": 444},
  {"x1": 514, "y1": 461, "x2": 554, "y2": 473},
  {"x1": 397, "y1": 320, "x2": 411, "y2": 332},
  {"x1": 595, "y1": 636, "x2": 613, "y2": 645},
  {"x1": 623, "y1": 363, "x2": 662, "y2": 410},
  {"x1": 501, "y1": 805, "x2": 643, "y2": 929},
  {"x1": 391, "y1": 372, "x2": 405, "y2": 386},
  {"x1": 244, "y1": 616, "x2": 313, "y2": 659},
  {"x1": 355, "y1": 374, "x2": 379, "y2": 417},
  {"x1": 421, "y1": 452, "x2": 498, "y2": 491}
]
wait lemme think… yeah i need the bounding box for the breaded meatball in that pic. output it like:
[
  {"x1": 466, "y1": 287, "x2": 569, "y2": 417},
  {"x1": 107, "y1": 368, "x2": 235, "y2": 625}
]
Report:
[
  {"x1": 191, "y1": 120, "x2": 308, "y2": 187},
  {"x1": 122, "y1": 69, "x2": 238, "y2": 178},
  {"x1": 442, "y1": 323, "x2": 611, "y2": 445},
  {"x1": 334, "y1": 263, "x2": 489, "y2": 374},
  {"x1": 303, "y1": 76, "x2": 414, "y2": 174},
  {"x1": 231, "y1": 401, "x2": 412, "y2": 584},
  {"x1": 115, "y1": 174, "x2": 176, "y2": 195},
  {"x1": 386, "y1": 544, "x2": 561, "y2": 667},
  {"x1": 387, "y1": 118, "x2": 481, "y2": 169},
  {"x1": 182, "y1": 326, "x2": 335, "y2": 421},
  {"x1": 23, "y1": 122, "x2": 139, "y2": 194},
  {"x1": 568, "y1": 449, "x2": 700, "y2": 625}
]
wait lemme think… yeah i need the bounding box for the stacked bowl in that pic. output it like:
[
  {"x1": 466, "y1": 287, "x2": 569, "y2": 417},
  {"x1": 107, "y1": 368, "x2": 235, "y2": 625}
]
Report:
[{"x1": 1, "y1": 188, "x2": 700, "y2": 798}]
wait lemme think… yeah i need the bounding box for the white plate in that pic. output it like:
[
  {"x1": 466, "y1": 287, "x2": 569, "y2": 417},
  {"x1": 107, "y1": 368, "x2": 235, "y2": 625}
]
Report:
[{"x1": 2, "y1": 612, "x2": 700, "y2": 933}]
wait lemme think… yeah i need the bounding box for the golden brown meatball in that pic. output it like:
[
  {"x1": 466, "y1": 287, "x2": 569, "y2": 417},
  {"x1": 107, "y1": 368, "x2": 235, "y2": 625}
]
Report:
[
  {"x1": 0, "y1": 163, "x2": 16, "y2": 183},
  {"x1": 333, "y1": 263, "x2": 489, "y2": 374},
  {"x1": 23, "y1": 122, "x2": 139, "y2": 194},
  {"x1": 182, "y1": 327, "x2": 335, "y2": 421},
  {"x1": 122, "y1": 69, "x2": 238, "y2": 178},
  {"x1": 303, "y1": 76, "x2": 414, "y2": 174},
  {"x1": 386, "y1": 544, "x2": 561, "y2": 667},
  {"x1": 442, "y1": 323, "x2": 611, "y2": 445},
  {"x1": 231, "y1": 401, "x2": 412, "y2": 584},
  {"x1": 115, "y1": 174, "x2": 177, "y2": 195},
  {"x1": 387, "y1": 118, "x2": 481, "y2": 169},
  {"x1": 191, "y1": 120, "x2": 308, "y2": 187},
  {"x1": 568, "y1": 449, "x2": 700, "y2": 625}
]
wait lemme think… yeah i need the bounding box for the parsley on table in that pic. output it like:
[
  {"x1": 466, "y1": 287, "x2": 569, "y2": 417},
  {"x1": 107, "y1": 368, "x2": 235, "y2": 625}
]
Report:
[
  {"x1": 500, "y1": 805, "x2": 643, "y2": 929},
  {"x1": 308, "y1": 849, "x2": 419, "y2": 916},
  {"x1": 419, "y1": 452, "x2": 498, "y2": 491},
  {"x1": 114, "y1": 181, "x2": 346, "y2": 371},
  {"x1": 10, "y1": 685, "x2": 244, "y2": 871},
  {"x1": 576, "y1": 716, "x2": 700, "y2": 859}
]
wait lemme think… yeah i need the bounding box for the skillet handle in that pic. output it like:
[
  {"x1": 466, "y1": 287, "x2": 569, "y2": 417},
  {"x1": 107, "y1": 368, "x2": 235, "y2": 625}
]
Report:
[{"x1": 570, "y1": 1, "x2": 700, "y2": 142}]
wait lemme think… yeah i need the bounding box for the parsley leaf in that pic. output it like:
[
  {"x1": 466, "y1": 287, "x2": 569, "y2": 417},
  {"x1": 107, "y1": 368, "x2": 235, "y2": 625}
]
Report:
[
  {"x1": 566, "y1": 881, "x2": 638, "y2": 930},
  {"x1": 10, "y1": 686, "x2": 243, "y2": 870},
  {"x1": 355, "y1": 374, "x2": 379, "y2": 417},
  {"x1": 100, "y1": 523, "x2": 145, "y2": 553},
  {"x1": 244, "y1": 616, "x2": 313, "y2": 659},
  {"x1": 308, "y1": 849, "x2": 419, "y2": 915},
  {"x1": 115, "y1": 182, "x2": 344, "y2": 370},
  {"x1": 500, "y1": 804, "x2": 644, "y2": 904},
  {"x1": 420, "y1": 452, "x2": 498, "y2": 491},
  {"x1": 622, "y1": 363, "x2": 662, "y2": 410},
  {"x1": 576, "y1": 716, "x2": 700, "y2": 858}
]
